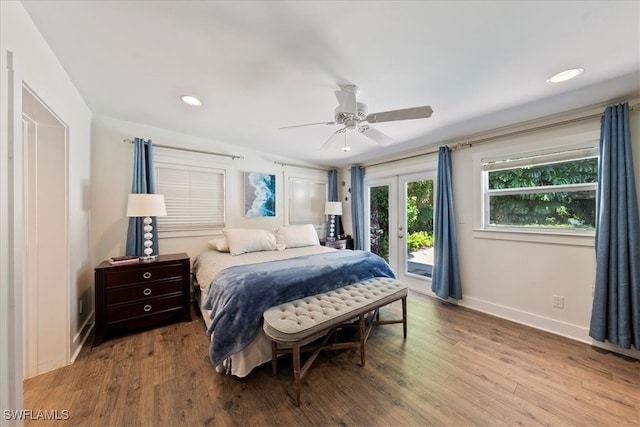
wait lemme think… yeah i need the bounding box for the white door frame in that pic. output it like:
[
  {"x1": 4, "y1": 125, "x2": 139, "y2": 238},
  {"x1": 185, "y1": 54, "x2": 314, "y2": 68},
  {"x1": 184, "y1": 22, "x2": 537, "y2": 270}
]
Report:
[
  {"x1": 1, "y1": 49, "x2": 25, "y2": 418},
  {"x1": 398, "y1": 172, "x2": 437, "y2": 293},
  {"x1": 365, "y1": 171, "x2": 437, "y2": 294},
  {"x1": 365, "y1": 176, "x2": 399, "y2": 273},
  {"x1": 22, "y1": 84, "x2": 70, "y2": 378}
]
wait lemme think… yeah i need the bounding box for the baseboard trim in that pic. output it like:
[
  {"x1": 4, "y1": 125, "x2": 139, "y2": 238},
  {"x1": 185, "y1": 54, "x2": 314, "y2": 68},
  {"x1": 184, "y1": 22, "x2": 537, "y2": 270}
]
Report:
[
  {"x1": 412, "y1": 291, "x2": 639, "y2": 360},
  {"x1": 70, "y1": 312, "x2": 94, "y2": 363},
  {"x1": 461, "y1": 295, "x2": 588, "y2": 339}
]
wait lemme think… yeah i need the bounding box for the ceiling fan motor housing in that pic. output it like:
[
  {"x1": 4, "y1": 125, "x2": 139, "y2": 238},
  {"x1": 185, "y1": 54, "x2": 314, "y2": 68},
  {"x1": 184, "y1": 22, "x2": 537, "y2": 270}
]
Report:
[{"x1": 334, "y1": 102, "x2": 368, "y2": 129}]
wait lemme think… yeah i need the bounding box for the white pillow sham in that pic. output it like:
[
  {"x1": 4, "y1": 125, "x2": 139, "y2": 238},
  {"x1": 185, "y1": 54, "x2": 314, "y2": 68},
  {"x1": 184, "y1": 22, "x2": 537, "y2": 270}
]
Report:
[
  {"x1": 275, "y1": 224, "x2": 320, "y2": 248},
  {"x1": 223, "y1": 228, "x2": 277, "y2": 256},
  {"x1": 207, "y1": 237, "x2": 229, "y2": 252}
]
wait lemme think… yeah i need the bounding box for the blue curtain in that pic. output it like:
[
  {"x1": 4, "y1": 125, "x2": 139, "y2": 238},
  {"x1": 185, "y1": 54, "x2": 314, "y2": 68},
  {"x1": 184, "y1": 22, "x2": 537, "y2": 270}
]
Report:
[
  {"x1": 431, "y1": 146, "x2": 462, "y2": 300},
  {"x1": 125, "y1": 138, "x2": 158, "y2": 256},
  {"x1": 350, "y1": 166, "x2": 366, "y2": 250},
  {"x1": 589, "y1": 102, "x2": 640, "y2": 349},
  {"x1": 327, "y1": 169, "x2": 342, "y2": 237}
]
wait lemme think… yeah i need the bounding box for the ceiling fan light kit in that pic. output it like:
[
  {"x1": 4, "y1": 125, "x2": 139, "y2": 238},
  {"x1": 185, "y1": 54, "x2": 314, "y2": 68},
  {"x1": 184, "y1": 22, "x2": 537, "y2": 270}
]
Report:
[{"x1": 281, "y1": 84, "x2": 433, "y2": 150}]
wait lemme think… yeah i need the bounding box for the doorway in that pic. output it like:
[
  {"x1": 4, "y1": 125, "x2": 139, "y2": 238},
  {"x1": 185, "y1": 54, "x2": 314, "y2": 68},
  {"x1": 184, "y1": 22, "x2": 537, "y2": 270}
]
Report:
[
  {"x1": 366, "y1": 172, "x2": 436, "y2": 294},
  {"x1": 22, "y1": 85, "x2": 69, "y2": 378}
]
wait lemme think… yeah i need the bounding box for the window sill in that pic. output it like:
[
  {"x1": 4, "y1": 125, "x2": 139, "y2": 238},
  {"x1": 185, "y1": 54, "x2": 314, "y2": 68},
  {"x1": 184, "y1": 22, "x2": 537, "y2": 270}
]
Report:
[{"x1": 473, "y1": 228, "x2": 595, "y2": 247}]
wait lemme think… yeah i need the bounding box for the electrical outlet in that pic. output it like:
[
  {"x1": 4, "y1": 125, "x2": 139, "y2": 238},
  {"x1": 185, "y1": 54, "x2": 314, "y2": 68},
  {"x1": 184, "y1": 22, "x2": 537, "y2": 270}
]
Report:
[{"x1": 552, "y1": 295, "x2": 564, "y2": 309}]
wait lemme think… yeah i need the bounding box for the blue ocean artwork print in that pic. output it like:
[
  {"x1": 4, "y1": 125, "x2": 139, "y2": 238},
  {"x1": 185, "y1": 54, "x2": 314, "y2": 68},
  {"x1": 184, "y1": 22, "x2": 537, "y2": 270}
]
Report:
[{"x1": 244, "y1": 172, "x2": 276, "y2": 217}]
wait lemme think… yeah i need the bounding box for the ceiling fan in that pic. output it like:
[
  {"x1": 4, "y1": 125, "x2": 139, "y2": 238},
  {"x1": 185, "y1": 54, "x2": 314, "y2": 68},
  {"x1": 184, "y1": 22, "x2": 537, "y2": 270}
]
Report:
[{"x1": 280, "y1": 85, "x2": 433, "y2": 150}]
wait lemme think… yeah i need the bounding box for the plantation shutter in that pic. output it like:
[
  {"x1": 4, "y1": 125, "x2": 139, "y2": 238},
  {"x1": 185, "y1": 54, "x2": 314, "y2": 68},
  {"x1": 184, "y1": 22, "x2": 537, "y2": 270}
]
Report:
[
  {"x1": 155, "y1": 163, "x2": 225, "y2": 232},
  {"x1": 289, "y1": 178, "x2": 326, "y2": 225}
]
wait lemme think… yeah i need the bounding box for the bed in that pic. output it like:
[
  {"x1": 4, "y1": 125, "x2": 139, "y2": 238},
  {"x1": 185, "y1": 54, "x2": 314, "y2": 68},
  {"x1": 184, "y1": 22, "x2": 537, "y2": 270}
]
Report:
[{"x1": 192, "y1": 225, "x2": 395, "y2": 377}]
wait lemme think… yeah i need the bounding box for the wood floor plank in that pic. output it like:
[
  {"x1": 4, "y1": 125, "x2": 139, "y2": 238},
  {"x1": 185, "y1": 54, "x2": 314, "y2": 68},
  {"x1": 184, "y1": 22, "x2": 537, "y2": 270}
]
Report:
[{"x1": 22, "y1": 293, "x2": 639, "y2": 427}]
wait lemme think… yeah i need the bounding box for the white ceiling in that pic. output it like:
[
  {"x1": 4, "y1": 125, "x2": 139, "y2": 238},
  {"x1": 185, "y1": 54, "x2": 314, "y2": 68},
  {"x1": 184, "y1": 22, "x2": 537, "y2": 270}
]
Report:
[{"x1": 21, "y1": 1, "x2": 640, "y2": 167}]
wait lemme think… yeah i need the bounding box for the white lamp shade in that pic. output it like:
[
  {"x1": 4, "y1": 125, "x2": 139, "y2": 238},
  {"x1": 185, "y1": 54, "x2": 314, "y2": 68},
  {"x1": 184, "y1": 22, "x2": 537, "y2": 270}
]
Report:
[
  {"x1": 126, "y1": 194, "x2": 167, "y2": 217},
  {"x1": 324, "y1": 201, "x2": 343, "y2": 216}
]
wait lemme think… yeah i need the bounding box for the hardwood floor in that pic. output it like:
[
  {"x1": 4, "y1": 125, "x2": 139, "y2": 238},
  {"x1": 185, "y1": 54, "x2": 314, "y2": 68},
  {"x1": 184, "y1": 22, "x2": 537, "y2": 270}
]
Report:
[{"x1": 23, "y1": 293, "x2": 639, "y2": 426}]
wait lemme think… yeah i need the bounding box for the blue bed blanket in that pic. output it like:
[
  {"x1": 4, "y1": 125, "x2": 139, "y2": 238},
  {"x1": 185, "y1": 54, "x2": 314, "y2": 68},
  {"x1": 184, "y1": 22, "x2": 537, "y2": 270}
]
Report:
[{"x1": 201, "y1": 250, "x2": 395, "y2": 365}]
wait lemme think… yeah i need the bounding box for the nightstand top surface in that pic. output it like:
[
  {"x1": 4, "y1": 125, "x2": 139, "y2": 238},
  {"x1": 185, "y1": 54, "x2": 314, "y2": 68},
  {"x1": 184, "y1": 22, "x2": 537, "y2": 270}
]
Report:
[{"x1": 96, "y1": 252, "x2": 189, "y2": 270}]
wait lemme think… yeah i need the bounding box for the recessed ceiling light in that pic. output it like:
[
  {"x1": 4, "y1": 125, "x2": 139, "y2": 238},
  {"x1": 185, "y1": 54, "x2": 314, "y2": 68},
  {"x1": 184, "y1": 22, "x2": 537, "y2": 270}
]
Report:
[
  {"x1": 546, "y1": 68, "x2": 584, "y2": 84},
  {"x1": 341, "y1": 145, "x2": 351, "y2": 152},
  {"x1": 180, "y1": 95, "x2": 202, "y2": 106}
]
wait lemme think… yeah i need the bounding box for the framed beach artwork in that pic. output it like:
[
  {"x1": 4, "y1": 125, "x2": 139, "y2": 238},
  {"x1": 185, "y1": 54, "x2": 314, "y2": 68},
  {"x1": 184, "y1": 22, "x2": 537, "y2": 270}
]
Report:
[{"x1": 244, "y1": 172, "x2": 276, "y2": 217}]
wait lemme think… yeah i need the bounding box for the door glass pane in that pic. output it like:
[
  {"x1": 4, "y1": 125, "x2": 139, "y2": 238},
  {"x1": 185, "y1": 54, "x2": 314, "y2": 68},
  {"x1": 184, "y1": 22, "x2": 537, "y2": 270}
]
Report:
[
  {"x1": 406, "y1": 179, "x2": 434, "y2": 277},
  {"x1": 369, "y1": 185, "x2": 389, "y2": 262}
]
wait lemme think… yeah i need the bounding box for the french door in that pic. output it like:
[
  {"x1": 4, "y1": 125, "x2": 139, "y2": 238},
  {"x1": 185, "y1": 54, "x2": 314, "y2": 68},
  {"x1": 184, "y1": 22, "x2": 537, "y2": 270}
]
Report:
[{"x1": 366, "y1": 172, "x2": 436, "y2": 294}]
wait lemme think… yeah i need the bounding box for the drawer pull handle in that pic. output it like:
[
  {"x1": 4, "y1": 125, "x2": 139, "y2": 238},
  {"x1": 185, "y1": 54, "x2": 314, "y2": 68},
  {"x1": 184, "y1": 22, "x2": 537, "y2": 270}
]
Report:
[
  {"x1": 143, "y1": 272, "x2": 152, "y2": 279},
  {"x1": 143, "y1": 288, "x2": 152, "y2": 296},
  {"x1": 143, "y1": 304, "x2": 152, "y2": 312}
]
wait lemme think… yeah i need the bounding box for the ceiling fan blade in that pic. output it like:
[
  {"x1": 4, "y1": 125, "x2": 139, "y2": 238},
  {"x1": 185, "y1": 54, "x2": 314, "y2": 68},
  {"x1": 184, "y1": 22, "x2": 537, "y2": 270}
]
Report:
[
  {"x1": 359, "y1": 125, "x2": 393, "y2": 146},
  {"x1": 334, "y1": 89, "x2": 357, "y2": 115},
  {"x1": 365, "y1": 105, "x2": 433, "y2": 123},
  {"x1": 319, "y1": 127, "x2": 346, "y2": 150},
  {"x1": 279, "y1": 121, "x2": 336, "y2": 130}
]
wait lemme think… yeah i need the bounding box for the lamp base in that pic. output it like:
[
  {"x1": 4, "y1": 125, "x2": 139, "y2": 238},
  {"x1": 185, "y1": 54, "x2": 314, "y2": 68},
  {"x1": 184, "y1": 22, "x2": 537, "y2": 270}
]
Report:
[
  {"x1": 138, "y1": 255, "x2": 159, "y2": 263},
  {"x1": 328, "y1": 215, "x2": 336, "y2": 241}
]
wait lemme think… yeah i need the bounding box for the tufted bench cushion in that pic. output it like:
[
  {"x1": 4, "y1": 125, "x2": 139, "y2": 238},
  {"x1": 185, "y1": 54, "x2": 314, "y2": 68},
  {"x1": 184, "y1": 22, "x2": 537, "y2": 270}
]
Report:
[
  {"x1": 263, "y1": 277, "x2": 408, "y2": 342},
  {"x1": 263, "y1": 277, "x2": 408, "y2": 406}
]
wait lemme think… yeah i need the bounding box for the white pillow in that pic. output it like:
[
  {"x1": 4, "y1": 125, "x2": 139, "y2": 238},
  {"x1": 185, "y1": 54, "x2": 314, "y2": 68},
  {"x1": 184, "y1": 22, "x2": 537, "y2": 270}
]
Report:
[
  {"x1": 207, "y1": 237, "x2": 229, "y2": 252},
  {"x1": 223, "y1": 228, "x2": 277, "y2": 256},
  {"x1": 275, "y1": 224, "x2": 320, "y2": 248}
]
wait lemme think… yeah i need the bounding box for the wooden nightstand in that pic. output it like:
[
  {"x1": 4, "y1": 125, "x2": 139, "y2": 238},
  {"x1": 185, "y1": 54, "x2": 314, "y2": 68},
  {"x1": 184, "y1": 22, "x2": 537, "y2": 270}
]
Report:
[
  {"x1": 320, "y1": 237, "x2": 354, "y2": 250},
  {"x1": 93, "y1": 252, "x2": 191, "y2": 346}
]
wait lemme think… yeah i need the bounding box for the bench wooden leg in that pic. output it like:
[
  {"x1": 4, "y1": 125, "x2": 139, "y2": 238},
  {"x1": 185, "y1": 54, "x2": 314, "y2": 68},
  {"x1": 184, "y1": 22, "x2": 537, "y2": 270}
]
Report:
[
  {"x1": 359, "y1": 314, "x2": 366, "y2": 366},
  {"x1": 293, "y1": 343, "x2": 301, "y2": 406},
  {"x1": 271, "y1": 341, "x2": 278, "y2": 375},
  {"x1": 402, "y1": 297, "x2": 407, "y2": 339}
]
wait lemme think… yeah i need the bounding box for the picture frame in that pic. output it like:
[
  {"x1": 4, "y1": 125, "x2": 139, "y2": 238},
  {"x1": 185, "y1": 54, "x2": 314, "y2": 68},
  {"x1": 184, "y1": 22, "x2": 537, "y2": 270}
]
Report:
[{"x1": 244, "y1": 172, "x2": 276, "y2": 217}]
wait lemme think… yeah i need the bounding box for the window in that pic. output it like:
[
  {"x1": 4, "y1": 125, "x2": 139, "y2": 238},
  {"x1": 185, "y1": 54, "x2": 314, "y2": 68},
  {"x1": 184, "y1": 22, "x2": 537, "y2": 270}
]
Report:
[
  {"x1": 154, "y1": 147, "x2": 227, "y2": 237},
  {"x1": 482, "y1": 146, "x2": 598, "y2": 232}
]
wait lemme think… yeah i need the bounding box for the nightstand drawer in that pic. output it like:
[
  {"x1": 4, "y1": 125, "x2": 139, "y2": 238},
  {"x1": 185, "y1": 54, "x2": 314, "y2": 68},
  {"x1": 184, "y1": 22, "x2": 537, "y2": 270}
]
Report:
[
  {"x1": 106, "y1": 280, "x2": 183, "y2": 306},
  {"x1": 106, "y1": 294, "x2": 184, "y2": 324},
  {"x1": 104, "y1": 263, "x2": 183, "y2": 287},
  {"x1": 324, "y1": 240, "x2": 347, "y2": 250},
  {"x1": 320, "y1": 237, "x2": 353, "y2": 250}
]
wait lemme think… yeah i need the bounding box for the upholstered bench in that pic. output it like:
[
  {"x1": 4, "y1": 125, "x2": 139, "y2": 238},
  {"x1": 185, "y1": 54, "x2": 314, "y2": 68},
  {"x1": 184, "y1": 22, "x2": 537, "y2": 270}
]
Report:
[{"x1": 263, "y1": 277, "x2": 408, "y2": 405}]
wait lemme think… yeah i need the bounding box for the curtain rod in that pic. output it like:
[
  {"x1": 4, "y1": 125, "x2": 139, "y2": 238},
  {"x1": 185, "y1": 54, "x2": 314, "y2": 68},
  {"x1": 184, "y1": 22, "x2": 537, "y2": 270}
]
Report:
[
  {"x1": 274, "y1": 161, "x2": 329, "y2": 172},
  {"x1": 123, "y1": 138, "x2": 244, "y2": 160},
  {"x1": 365, "y1": 102, "x2": 639, "y2": 168}
]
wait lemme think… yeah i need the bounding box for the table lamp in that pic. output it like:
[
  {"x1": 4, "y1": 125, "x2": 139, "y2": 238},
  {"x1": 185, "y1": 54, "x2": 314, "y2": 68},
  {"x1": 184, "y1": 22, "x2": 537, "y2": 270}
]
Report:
[
  {"x1": 126, "y1": 193, "x2": 167, "y2": 262},
  {"x1": 324, "y1": 201, "x2": 343, "y2": 241}
]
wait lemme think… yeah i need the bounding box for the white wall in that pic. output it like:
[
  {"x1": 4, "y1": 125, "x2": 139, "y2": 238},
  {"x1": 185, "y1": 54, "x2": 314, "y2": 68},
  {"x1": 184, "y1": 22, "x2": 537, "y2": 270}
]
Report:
[
  {"x1": 1, "y1": 0, "x2": 92, "y2": 417},
  {"x1": 353, "y1": 101, "x2": 639, "y2": 356},
  {"x1": 456, "y1": 103, "x2": 639, "y2": 357},
  {"x1": 91, "y1": 115, "x2": 328, "y2": 267}
]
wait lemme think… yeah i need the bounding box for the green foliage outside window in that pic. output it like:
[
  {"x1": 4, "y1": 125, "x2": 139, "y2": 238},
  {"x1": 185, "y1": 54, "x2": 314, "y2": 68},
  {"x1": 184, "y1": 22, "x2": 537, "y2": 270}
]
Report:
[
  {"x1": 370, "y1": 186, "x2": 390, "y2": 261},
  {"x1": 370, "y1": 180, "x2": 435, "y2": 262},
  {"x1": 488, "y1": 157, "x2": 598, "y2": 228},
  {"x1": 406, "y1": 180, "x2": 434, "y2": 251}
]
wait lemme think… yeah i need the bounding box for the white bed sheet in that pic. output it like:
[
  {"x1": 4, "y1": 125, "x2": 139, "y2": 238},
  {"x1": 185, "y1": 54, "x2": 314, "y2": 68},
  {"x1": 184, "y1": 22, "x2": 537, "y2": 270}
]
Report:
[{"x1": 194, "y1": 245, "x2": 336, "y2": 377}]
